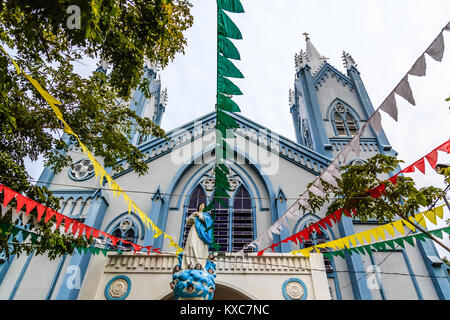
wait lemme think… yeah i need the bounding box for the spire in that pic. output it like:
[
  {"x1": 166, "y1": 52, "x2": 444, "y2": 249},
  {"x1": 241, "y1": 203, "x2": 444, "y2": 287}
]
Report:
[
  {"x1": 302, "y1": 33, "x2": 328, "y2": 75},
  {"x1": 342, "y1": 50, "x2": 357, "y2": 70}
]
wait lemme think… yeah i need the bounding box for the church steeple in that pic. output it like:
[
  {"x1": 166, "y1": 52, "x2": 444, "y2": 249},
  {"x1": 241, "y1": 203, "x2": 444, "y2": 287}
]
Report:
[{"x1": 303, "y1": 33, "x2": 328, "y2": 75}]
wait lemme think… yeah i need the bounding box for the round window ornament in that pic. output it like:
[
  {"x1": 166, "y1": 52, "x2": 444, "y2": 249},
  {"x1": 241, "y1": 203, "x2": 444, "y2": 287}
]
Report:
[
  {"x1": 282, "y1": 278, "x2": 308, "y2": 300},
  {"x1": 69, "y1": 158, "x2": 95, "y2": 181},
  {"x1": 336, "y1": 103, "x2": 347, "y2": 114},
  {"x1": 119, "y1": 219, "x2": 133, "y2": 231},
  {"x1": 105, "y1": 275, "x2": 131, "y2": 300}
]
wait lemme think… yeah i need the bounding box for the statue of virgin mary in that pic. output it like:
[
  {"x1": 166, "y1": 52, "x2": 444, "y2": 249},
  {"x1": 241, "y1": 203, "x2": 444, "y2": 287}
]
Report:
[{"x1": 181, "y1": 202, "x2": 214, "y2": 270}]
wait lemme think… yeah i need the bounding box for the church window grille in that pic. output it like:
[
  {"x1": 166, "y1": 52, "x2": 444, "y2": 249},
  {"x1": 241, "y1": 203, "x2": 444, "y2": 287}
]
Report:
[
  {"x1": 232, "y1": 186, "x2": 253, "y2": 252},
  {"x1": 333, "y1": 103, "x2": 359, "y2": 137},
  {"x1": 107, "y1": 221, "x2": 137, "y2": 252}
]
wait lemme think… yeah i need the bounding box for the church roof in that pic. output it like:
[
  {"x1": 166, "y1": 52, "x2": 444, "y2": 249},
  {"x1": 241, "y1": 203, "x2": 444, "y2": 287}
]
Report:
[{"x1": 111, "y1": 111, "x2": 333, "y2": 180}]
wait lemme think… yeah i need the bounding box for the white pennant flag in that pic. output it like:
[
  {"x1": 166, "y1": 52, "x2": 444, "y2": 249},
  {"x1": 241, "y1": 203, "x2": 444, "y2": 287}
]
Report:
[
  {"x1": 309, "y1": 185, "x2": 326, "y2": 198},
  {"x1": 313, "y1": 178, "x2": 324, "y2": 191},
  {"x1": 445, "y1": 21, "x2": 450, "y2": 31},
  {"x1": 394, "y1": 75, "x2": 415, "y2": 106},
  {"x1": 11, "y1": 209, "x2": 21, "y2": 224},
  {"x1": 321, "y1": 171, "x2": 339, "y2": 187},
  {"x1": 380, "y1": 92, "x2": 398, "y2": 121},
  {"x1": 369, "y1": 110, "x2": 383, "y2": 133},
  {"x1": 348, "y1": 134, "x2": 361, "y2": 157},
  {"x1": 1, "y1": 205, "x2": 10, "y2": 218},
  {"x1": 425, "y1": 32, "x2": 445, "y2": 62},
  {"x1": 408, "y1": 54, "x2": 426, "y2": 77},
  {"x1": 21, "y1": 211, "x2": 32, "y2": 226},
  {"x1": 329, "y1": 162, "x2": 342, "y2": 180},
  {"x1": 339, "y1": 145, "x2": 351, "y2": 162}
]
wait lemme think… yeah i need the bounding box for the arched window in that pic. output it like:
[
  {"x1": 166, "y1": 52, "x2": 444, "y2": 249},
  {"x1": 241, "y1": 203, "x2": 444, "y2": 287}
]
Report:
[
  {"x1": 107, "y1": 218, "x2": 138, "y2": 251},
  {"x1": 182, "y1": 185, "x2": 207, "y2": 248},
  {"x1": 333, "y1": 103, "x2": 359, "y2": 137},
  {"x1": 301, "y1": 221, "x2": 333, "y2": 273},
  {"x1": 212, "y1": 194, "x2": 230, "y2": 252},
  {"x1": 232, "y1": 186, "x2": 253, "y2": 252}
]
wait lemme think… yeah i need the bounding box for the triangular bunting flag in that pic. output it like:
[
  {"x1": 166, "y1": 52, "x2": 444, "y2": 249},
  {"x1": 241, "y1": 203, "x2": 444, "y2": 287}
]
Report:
[
  {"x1": 425, "y1": 32, "x2": 445, "y2": 62},
  {"x1": 379, "y1": 92, "x2": 398, "y2": 121},
  {"x1": 36, "y1": 204, "x2": 46, "y2": 222},
  {"x1": 3, "y1": 187, "x2": 16, "y2": 207},
  {"x1": 403, "y1": 219, "x2": 416, "y2": 232},
  {"x1": 393, "y1": 238, "x2": 405, "y2": 249},
  {"x1": 414, "y1": 213, "x2": 428, "y2": 229},
  {"x1": 383, "y1": 223, "x2": 396, "y2": 237},
  {"x1": 430, "y1": 228, "x2": 443, "y2": 239},
  {"x1": 413, "y1": 158, "x2": 426, "y2": 174},
  {"x1": 425, "y1": 149, "x2": 438, "y2": 169},
  {"x1": 394, "y1": 75, "x2": 415, "y2": 106},
  {"x1": 385, "y1": 240, "x2": 396, "y2": 250},
  {"x1": 408, "y1": 54, "x2": 427, "y2": 77},
  {"x1": 16, "y1": 194, "x2": 26, "y2": 213},
  {"x1": 404, "y1": 235, "x2": 415, "y2": 247},
  {"x1": 423, "y1": 210, "x2": 437, "y2": 225},
  {"x1": 44, "y1": 208, "x2": 56, "y2": 224},
  {"x1": 392, "y1": 220, "x2": 405, "y2": 235},
  {"x1": 217, "y1": 0, "x2": 245, "y2": 13}
]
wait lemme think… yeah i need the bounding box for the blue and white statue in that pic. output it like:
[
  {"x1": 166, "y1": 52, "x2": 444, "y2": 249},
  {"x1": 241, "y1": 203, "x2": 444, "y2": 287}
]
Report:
[{"x1": 170, "y1": 203, "x2": 216, "y2": 300}]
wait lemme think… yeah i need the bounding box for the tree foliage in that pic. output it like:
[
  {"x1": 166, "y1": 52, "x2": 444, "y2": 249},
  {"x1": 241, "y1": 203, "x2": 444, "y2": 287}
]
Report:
[
  {"x1": 0, "y1": 0, "x2": 193, "y2": 258},
  {"x1": 301, "y1": 154, "x2": 444, "y2": 224}
]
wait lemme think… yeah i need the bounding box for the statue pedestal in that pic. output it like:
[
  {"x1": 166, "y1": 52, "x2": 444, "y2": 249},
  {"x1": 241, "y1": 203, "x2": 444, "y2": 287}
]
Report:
[{"x1": 171, "y1": 260, "x2": 216, "y2": 300}]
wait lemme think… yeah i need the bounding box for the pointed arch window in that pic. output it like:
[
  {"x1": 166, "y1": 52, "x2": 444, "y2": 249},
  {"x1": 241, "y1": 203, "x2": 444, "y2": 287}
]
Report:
[
  {"x1": 107, "y1": 218, "x2": 138, "y2": 251},
  {"x1": 333, "y1": 103, "x2": 359, "y2": 137},
  {"x1": 232, "y1": 186, "x2": 253, "y2": 252}
]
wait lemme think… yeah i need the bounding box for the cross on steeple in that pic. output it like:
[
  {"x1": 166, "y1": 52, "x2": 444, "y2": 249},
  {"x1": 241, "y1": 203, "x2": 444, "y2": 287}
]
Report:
[{"x1": 302, "y1": 32, "x2": 310, "y2": 41}]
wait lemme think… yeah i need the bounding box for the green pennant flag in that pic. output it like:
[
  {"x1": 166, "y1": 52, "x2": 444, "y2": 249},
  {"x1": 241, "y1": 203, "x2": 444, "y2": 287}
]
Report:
[
  {"x1": 217, "y1": 0, "x2": 245, "y2": 13},
  {"x1": 217, "y1": 93, "x2": 241, "y2": 113},
  {"x1": 413, "y1": 233, "x2": 428, "y2": 242},
  {"x1": 363, "y1": 245, "x2": 373, "y2": 255},
  {"x1": 218, "y1": 35, "x2": 241, "y2": 60},
  {"x1": 100, "y1": 248, "x2": 108, "y2": 257},
  {"x1": 393, "y1": 238, "x2": 405, "y2": 248},
  {"x1": 11, "y1": 227, "x2": 21, "y2": 239},
  {"x1": 404, "y1": 235, "x2": 415, "y2": 247},
  {"x1": 30, "y1": 233, "x2": 39, "y2": 244},
  {"x1": 372, "y1": 242, "x2": 387, "y2": 252},
  {"x1": 217, "y1": 110, "x2": 240, "y2": 129},
  {"x1": 323, "y1": 252, "x2": 333, "y2": 261},
  {"x1": 385, "y1": 240, "x2": 396, "y2": 250},
  {"x1": 76, "y1": 246, "x2": 83, "y2": 255},
  {"x1": 217, "y1": 9, "x2": 242, "y2": 40},
  {"x1": 89, "y1": 247, "x2": 101, "y2": 255},
  {"x1": 443, "y1": 227, "x2": 450, "y2": 235},
  {"x1": 217, "y1": 122, "x2": 237, "y2": 139},
  {"x1": 22, "y1": 230, "x2": 31, "y2": 242},
  {"x1": 218, "y1": 75, "x2": 243, "y2": 95},
  {"x1": 218, "y1": 54, "x2": 244, "y2": 78},
  {"x1": 430, "y1": 229, "x2": 443, "y2": 239},
  {"x1": 356, "y1": 246, "x2": 366, "y2": 255}
]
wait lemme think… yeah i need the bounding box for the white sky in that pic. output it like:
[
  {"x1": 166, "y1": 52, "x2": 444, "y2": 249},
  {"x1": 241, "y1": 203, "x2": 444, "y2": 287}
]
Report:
[{"x1": 26, "y1": 0, "x2": 450, "y2": 257}]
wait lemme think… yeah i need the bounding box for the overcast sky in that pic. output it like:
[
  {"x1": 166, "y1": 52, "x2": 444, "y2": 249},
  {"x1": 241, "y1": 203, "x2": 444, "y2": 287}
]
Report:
[{"x1": 26, "y1": 0, "x2": 450, "y2": 256}]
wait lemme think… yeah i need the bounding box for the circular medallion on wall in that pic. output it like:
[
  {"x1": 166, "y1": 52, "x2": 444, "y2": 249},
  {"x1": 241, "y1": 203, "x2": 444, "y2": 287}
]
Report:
[
  {"x1": 69, "y1": 158, "x2": 95, "y2": 181},
  {"x1": 105, "y1": 275, "x2": 131, "y2": 300},
  {"x1": 282, "y1": 278, "x2": 307, "y2": 300}
]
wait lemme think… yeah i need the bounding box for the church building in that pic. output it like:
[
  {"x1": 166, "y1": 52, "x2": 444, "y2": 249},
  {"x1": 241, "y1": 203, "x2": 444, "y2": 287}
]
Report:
[{"x1": 0, "y1": 36, "x2": 449, "y2": 300}]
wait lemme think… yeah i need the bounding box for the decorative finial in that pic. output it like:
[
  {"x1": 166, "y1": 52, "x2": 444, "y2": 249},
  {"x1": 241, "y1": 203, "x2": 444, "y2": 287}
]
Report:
[
  {"x1": 342, "y1": 51, "x2": 357, "y2": 70},
  {"x1": 289, "y1": 89, "x2": 295, "y2": 106},
  {"x1": 161, "y1": 88, "x2": 168, "y2": 107},
  {"x1": 302, "y1": 32, "x2": 310, "y2": 41}
]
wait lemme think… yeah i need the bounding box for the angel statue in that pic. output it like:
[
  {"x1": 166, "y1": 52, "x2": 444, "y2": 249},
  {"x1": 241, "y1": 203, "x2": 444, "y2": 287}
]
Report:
[{"x1": 181, "y1": 202, "x2": 214, "y2": 270}]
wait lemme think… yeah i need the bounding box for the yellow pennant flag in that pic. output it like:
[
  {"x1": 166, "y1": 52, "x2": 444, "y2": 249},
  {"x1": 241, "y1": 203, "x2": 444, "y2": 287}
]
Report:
[
  {"x1": 433, "y1": 205, "x2": 444, "y2": 220},
  {"x1": 403, "y1": 219, "x2": 416, "y2": 232},
  {"x1": 392, "y1": 220, "x2": 405, "y2": 235},
  {"x1": 299, "y1": 247, "x2": 313, "y2": 258},
  {"x1": 342, "y1": 237, "x2": 351, "y2": 249},
  {"x1": 376, "y1": 227, "x2": 386, "y2": 240},
  {"x1": 414, "y1": 213, "x2": 428, "y2": 229},
  {"x1": 383, "y1": 223, "x2": 396, "y2": 237},
  {"x1": 348, "y1": 236, "x2": 357, "y2": 247},
  {"x1": 1, "y1": 47, "x2": 22, "y2": 74},
  {"x1": 24, "y1": 74, "x2": 62, "y2": 106},
  {"x1": 153, "y1": 227, "x2": 163, "y2": 239},
  {"x1": 423, "y1": 210, "x2": 437, "y2": 225},
  {"x1": 361, "y1": 230, "x2": 372, "y2": 244},
  {"x1": 369, "y1": 229, "x2": 380, "y2": 241},
  {"x1": 355, "y1": 233, "x2": 364, "y2": 246},
  {"x1": 334, "y1": 239, "x2": 346, "y2": 250}
]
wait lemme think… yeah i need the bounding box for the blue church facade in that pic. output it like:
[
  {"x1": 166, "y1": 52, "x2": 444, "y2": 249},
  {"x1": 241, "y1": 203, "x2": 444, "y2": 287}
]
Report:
[{"x1": 0, "y1": 38, "x2": 449, "y2": 300}]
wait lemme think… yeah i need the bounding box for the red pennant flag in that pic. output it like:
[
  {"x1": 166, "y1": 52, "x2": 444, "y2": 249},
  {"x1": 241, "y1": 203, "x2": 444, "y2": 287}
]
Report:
[
  {"x1": 71, "y1": 220, "x2": 80, "y2": 234},
  {"x1": 257, "y1": 249, "x2": 265, "y2": 256},
  {"x1": 145, "y1": 246, "x2": 153, "y2": 254},
  {"x1": 0, "y1": 184, "x2": 4, "y2": 193},
  {"x1": 3, "y1": 187, "x2": 17, "y2": 207},
  {"x1": 152, "y1": 248, "x2": 162, "y2": 254},
  {"x1": 44, "y1": 208, "x2": 56, "y2": 224},
  {"x1": 334, "y1": 209, "x2": 342, "y2": 223},
  {"x1": 300, "y1": 229, "x2": 310, "y2": 242},
  {"x1": 324, "y1": 215, "x2": 333, "y2": 228},
  {"x1": 92, "y1": 228, "x2": 100, "y2": 238},
  {"x1": 270, "y1": 243, "x2": 279, "y2": 252},
  {"x1": 25, "y1": 198, "x2": 37, "y2": 216},
  {"x1": 77, "y1": 224, "x2": 85, "y2": 237},
  {"x1": 437, "y1": 140, "x2": 450, "y2": 153},
  {"x1": 368, "y1": 184, "x2": 386, "y2": 198},
  {"x1": 288, "y1": 235, "x2": 298, "y2": 245},
  {"x1": 16, "y1": 194, "x2": 27, "y2": 213},
  {"x1": 108, "y1": 235, "x2": 119, "y2": 246},
  {"x1": 64, "y1": 216, "x2": 73, "y2": 233},
  {"x1": 413, "y1": 158, "x2": 426, "y2": 174},
  {"x1": 425, "y1": 149, "x2": 438, "y2": 169},
  {"x1": 388, "y1": 174, "x2": 398, "y2": 185},
  {"x1": 401, "y1": 165, "x2": 415, "y2": 173},
  {"x1": 312, "y1": 223, "x2": 322, "y2": 234},
  {"x1": 131, "y1": 243, "x2": 143, "y2": 253},
  {"x1": 84, "y1": 226, "x2": 91, "y2": 239},
  {"x1": 351, "y1": 208, "x2": 357, "y2": 216},
  {"x1": 318, "y1": 220, "x2": 328, "y2": 230},
  {"x1": 343, "y1": 209, "x2": 352, "y2": 217},
  {"x1": 55, "y1": 213, "x2": 64, "y2": 230},
  {"x1": 36, "y1": 204, "x2": 46, "y2": 222}
]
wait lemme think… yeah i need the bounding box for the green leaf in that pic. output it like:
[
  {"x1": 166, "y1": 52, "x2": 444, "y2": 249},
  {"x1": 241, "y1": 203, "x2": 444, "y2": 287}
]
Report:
[
  {"x1": 217, "y1": 10, "x2": 242, "y2": 40},
  {"x1": 218, "y1": 35, "x2": 241, "y2": 60},
  {"x1": 217, "y1": 0, "x2": 245, "y2": 13},
  {"x1": 218, "y1": 54, "x2": 244, "y2": 78}
]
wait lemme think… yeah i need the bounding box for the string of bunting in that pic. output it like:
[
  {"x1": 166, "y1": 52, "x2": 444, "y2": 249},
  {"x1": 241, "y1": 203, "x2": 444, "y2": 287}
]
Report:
[
  {"x1": 240, "y1": 21, "x2": 450, "y2": 254},
  {"x1": 203, "y1": 0, "x2": 245, "y2": 250},
  {"x1": 290, "y1": 204, "x2": 446, "y2": 258},
  {"x1": 0, "y1": 47, "x2": 182, "y2": 255},
  {"x1": 255, "y1": 139, "x2": 450, "y2": 255},
  {"x1": 321, "y1": 225, "x2": 450, "y2": 260},
  {"x1": 0, "y1": 180, "x2": 163, "y2": 256}
]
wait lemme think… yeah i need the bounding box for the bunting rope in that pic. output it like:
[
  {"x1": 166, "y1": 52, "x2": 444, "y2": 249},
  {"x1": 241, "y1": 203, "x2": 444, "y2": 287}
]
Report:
[
  {"x1": 0, "y1": 46, "x2": 183, "y2": 255},
  {"x1": 0, "y1": 184, "x2": 162, "y2": 254},
  {"x1": 290, "y1": 204, "x2": 446, "y2": 257},
  {"x1": 240, "y1": 22, "x2": 450, "y2": 254},
  {"x1": 255, "y1": 139, "x2": 450, "y2": 255}
]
